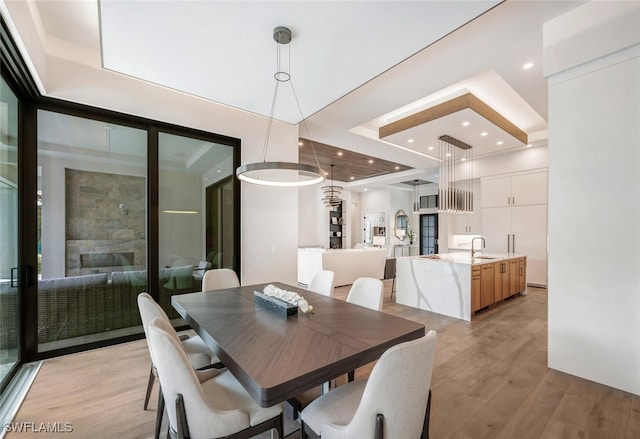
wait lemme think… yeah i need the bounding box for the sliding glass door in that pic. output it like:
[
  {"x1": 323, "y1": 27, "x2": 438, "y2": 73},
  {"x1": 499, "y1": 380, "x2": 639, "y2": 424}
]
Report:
[
  {"x1": 158, "y1": 132, "x2": 235, "y2": 316},
  {"x1": 37, "y1": 110, "x2": 148, "y2": 352},
  {"x1": 0, "y1": 76, "x2": 20, "y2": 387}
]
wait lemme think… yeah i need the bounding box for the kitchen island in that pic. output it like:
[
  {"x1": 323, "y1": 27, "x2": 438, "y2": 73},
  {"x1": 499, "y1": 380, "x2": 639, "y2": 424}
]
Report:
[{"x1": 396, "y1": 252, "x2": 526, "y2": 321}]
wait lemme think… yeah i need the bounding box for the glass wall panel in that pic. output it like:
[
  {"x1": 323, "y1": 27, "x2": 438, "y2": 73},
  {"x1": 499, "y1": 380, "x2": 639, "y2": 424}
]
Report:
[
  {"x1": 0, "y1": 76, "x2": 20, "y2": 385},
  {"x1": 158, "y1": 132, "x2": 234, "y2": 316},
  {"x1": 37, "y1": 110, "x2": 147, "y2": 352}
]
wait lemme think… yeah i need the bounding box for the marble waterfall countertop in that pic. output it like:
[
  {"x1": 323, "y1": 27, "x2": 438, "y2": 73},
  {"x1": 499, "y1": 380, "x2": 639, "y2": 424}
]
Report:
[
  {"x1": 416, "y1": 252, "x2": 525, "y2": 265},
  {"x1": 395, "y1": 252, "x2": 525, "y2": 321}
]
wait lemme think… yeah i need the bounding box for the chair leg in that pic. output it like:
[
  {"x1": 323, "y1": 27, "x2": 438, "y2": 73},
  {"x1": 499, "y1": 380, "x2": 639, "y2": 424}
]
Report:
[
  {"x1": 391, "y1": 277, "x2": 396, "y2": 300},
  {"x1": 276, "y1": 412, "x2": 284, "y2": 439},
  {"x1": 299, "y1": 419, "x2": 308, "y2": 439},
  {"x1": 144, "y1": 364, "x2": 155, "y2": 410},
  {"x1": 421, "y1": 389, "x2": 432, "y2": 439},
  {"x1": 375, "y1": 413, "x2": 384, "y2": 439},
  {"x1": 155, "y1": 385, "x2": 164, "y2": 439},
  {"x1": 348, "y1": 370, "x2": 355, "y2": 382}
]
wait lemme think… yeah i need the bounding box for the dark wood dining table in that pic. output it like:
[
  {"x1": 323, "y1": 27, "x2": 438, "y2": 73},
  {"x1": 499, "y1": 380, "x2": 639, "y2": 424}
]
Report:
[{"x1": 171, "y1": 282, "x2": 425, "y2": 407}]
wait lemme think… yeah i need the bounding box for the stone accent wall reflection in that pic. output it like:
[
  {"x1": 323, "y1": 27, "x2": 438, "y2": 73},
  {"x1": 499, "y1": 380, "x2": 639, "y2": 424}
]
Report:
[{"x1": 65, "y1": 169, "x2": 146, "y2": 277}]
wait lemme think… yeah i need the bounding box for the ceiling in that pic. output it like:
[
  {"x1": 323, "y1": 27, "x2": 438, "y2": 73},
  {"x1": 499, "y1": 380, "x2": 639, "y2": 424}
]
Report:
[
  {"x1": 298, "y1": 138, "x2": 411, "y2": 183},
  {"x1": 1, "y1": 0, "x2": 586, "y2": 189}
]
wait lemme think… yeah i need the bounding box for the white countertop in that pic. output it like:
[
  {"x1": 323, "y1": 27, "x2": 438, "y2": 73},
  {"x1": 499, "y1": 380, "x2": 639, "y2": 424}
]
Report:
[{"x1": 406, "y1": 252, "x2": 525, "y2": 265}]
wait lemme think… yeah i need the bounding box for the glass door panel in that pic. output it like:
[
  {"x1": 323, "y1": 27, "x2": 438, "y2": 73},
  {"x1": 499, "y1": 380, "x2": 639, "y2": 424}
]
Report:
[
  {"x1": 420, "y1": 213, "x2": 438, "y2": 255},
  {"x1": 37, "y1": 110, "x2": 147, "y2": 352},
  {"x1": 0, "y1": 76, "x2": 19, "y2": 387},
  {"x1": 158, "y1": 132, "x2": 234, "y2": 316}
]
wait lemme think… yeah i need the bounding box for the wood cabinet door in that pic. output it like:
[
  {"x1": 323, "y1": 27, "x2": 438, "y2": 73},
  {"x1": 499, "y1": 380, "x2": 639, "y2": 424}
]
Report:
[
  {"x1": 471, "y1": 268, "x2": 481, "y2": 312},
  {"x1": 493, "y1": 261, "x2": 509, "y2": 301},
  {"x1": 480, "y1": 264, "x2": 495, "y2": 308},
  {"x1": 509, "y1": 259, "x2": 520, "y2": 296},
  {"x1": 519, "y1": 258, "x2": 526, "y2": 291}
]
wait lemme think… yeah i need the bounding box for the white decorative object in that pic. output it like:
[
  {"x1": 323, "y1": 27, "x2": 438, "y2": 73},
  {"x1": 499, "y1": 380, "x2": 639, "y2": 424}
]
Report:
[{"x1": 262, "y1": 284, "x2": 314, "y2": 313}]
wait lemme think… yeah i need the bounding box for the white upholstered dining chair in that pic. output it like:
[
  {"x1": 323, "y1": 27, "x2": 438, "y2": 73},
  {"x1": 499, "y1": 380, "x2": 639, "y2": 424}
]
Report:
[
  {"x1": 137, "y1": 293, "x2": 221, "y2": 439},
  {"x1": 300, "y1": 330, "x2": 437, "y2": 439},
  {"x1": 308, "y1": 270, "x2": 335, "y2": 297},
  {"x1": 147, "y1": 317, "x2": 284, "y2": 439},
  {"x1": 346, "y1": 277, "x2": 384, "y2": 311},
  {"x1": 201, "y1": 268, "x2": 240, "y2": 292}
]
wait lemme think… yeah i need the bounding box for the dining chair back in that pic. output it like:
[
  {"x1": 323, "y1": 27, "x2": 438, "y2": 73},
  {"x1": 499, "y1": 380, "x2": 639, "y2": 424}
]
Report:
[
  {"x1": 147, "y1": 317, "x2": 283, "y2": 439},
  {"x1": 308, "y1": 270, "x2": 335, "y2": 297},
  {"x1": 137, "y1": 293, "x2": 220, "y2": 439},
  {"x1": 346, "y1": 277, "x2": 384, "y2": 311},
  {"x1": 300, "y1": 330, "x2": 437, "y2": 439},
  {"x1": 201, "y1": 268, "x2": 240, "y2": 292}
]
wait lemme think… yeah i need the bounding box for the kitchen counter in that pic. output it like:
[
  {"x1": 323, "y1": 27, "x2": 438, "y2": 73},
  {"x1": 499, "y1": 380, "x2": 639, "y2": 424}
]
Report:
[
  {"x1": 396, "y1": 252, "x2": 526, "y2": 321},
  {"x1": 419, "y1": 252, "x2": 524, "y2": 265}
]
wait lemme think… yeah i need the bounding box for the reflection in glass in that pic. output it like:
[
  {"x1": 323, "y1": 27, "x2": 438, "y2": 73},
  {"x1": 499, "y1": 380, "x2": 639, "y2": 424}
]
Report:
[
  {"x1": 0, "y1": 76, "x2": 19, "y2": 386},
  {"x1": 158, "y1": 132, "x2": 234, "y2": 315},
  {"x1": 37, "y1": 110, "x2": 147, "y2": 352}
]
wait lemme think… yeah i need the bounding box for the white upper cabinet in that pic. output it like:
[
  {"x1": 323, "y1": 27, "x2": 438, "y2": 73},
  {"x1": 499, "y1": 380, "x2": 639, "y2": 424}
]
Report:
[{"x1": 481, "y1": 170, "x2": 547, "y2": 208}]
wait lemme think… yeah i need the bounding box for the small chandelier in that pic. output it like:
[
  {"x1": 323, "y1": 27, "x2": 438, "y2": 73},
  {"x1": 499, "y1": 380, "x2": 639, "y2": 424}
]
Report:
[
  {"x1": 322, "y1": 164, "x2": 343, "y2": 207},
  {"x1": 438, "y1": 135, "x2": 473, "y2": 213},
  {"x1": 236, "y1": 26, "x2": 325, "y2": 187}
]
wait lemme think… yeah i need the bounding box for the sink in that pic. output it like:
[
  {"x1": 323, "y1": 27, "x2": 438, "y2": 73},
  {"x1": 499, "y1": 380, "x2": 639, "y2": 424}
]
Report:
[{"x1": 473, "y1": 256, "x2": 497, "y2": 260}]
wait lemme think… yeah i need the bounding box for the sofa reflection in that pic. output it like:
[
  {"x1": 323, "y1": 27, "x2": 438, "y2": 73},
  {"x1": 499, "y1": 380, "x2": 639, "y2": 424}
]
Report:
[{"x1": 0, "y1": 265, "x2": 199, "y2": 347}]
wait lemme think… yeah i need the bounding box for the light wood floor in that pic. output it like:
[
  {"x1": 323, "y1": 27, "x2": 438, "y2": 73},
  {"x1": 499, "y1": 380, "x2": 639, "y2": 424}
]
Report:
[{"x1": 7, "y1": 283, "x2": 640, "y2": 438}]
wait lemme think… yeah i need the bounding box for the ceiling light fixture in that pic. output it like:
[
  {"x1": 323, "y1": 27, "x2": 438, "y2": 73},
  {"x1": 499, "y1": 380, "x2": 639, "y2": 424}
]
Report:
[
  {"x1": 481, "y1": 132, "x2": 488, "y2": 137},
  {"x1": 236, "y1": 27, "x2": 325, "y2": 187},
  {"x1": 497, "y1": 141, "x2": 504, "y2": 145},
  {"x1": 413, "y1": 179, "x2": 420, "y2": 214},
  {"x1": 322, "y1": 164, "x2": 343, "y2": 208},
  {"x1": 408, "y1": 138, "x2": 414, "y2": 143},
  {"x1": 462, "y1": 121, "x2": 470, "y2": 127},
  {"x1": 438, "y1": 135, "x2": 473, "y2": 214},
  {"x1": 523, "y1": 62, "x2": 534, "y2": 69}
]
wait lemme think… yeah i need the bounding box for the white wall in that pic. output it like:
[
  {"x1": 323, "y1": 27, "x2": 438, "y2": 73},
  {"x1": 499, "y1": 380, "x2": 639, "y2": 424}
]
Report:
[{"x1": 545, "y1": 2, "x2": 640, "y2": 395}]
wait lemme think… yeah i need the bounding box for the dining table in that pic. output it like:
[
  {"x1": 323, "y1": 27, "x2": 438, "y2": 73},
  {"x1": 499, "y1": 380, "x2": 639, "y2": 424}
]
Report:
[{"x1": 171, "y1": 281, "x2": 425, "y2": 408}]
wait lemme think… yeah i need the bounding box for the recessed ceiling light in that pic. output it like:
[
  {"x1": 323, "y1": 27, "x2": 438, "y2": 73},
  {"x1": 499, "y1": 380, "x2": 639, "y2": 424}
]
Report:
[
  {"x1": 204, "y1": 177, "x2": 208, "y2": 181},
  {"x1": 368, "y1": 159, "x2": 374, "y2": 164},
  {"x1": 394, "y1": 166, "x2": 400, "y2": 170},
  {"x1": 350, "y1": 176, "x2": 355, "y2": 180},
  {"x1": 462, "y1": 121, "x2": 470, "y2": 127},
  {"x1": 526, "y1": 144, "x2": 532, "y2": 148},
  {"x1": 337, "y1": 151, "x2": 343, "y2": 156},
  {"x1": 497, "y1": 141, "x2": 504, "y2": 145},
  {"x1": 446, "y1": 153, "x2": 451, "y2": 157},
  {"x1": 428, "y1": 146, "x2": 434, "y2": 151},
  {"x1": 481, "y1": 132, "x2": 488, "y2": 137},
  {"x1": 523, "y1": 62, "x2": 534, "y2": 70},
  {"x1": 217, "y1": 170, "x2": 221, "y2": 173},
  {"x1": 298, "y1": 141, "x2": 303, "y2": 146},
  {"x1": 461, "y1": 157, "x2": 466, "y2": 162},
  {"x1": 408, "y1": 139, "x2": 414, "y2": 143},
  {"x1": 324, "y1": 171, "x2": 329, "y2": 176},
  {"x1": 364, "y1": 188, "x2": 368, "y2": 191}
]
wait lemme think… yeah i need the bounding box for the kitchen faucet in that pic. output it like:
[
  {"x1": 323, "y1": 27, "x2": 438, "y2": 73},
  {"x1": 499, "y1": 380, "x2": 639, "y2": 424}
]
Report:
[{"x1": 471, "y1": 236, "x2": 486, "y2": 258}]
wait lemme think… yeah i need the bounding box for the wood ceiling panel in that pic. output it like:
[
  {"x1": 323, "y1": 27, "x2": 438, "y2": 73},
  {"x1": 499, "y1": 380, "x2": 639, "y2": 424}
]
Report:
[{"x1": 298, "y1": 138, "x2": 412, "y2": 183}]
